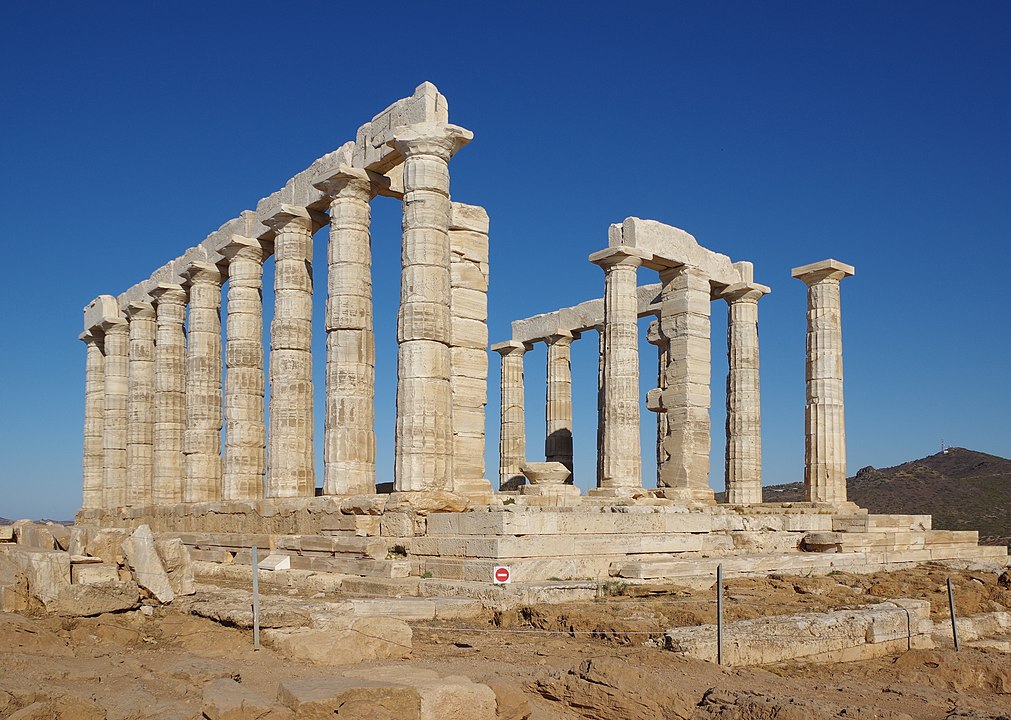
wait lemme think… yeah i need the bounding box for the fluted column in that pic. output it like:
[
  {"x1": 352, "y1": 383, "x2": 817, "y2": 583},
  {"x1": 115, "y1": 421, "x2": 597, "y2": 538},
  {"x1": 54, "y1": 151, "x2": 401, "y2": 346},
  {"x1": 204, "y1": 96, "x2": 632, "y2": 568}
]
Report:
[
  {"x1": 589, "y1": 247, "x2": 647, "y2": 495},
  {"x1": 389, "y1": 122, "x2": 473, "y2": 491},
  {"x1": 316, "y1": 167, "x2": 376, "y2": 496},
  {"x1": 101, "y1": 317, "x2": 129, "y2": 508},
  {"x1": 656, "y1": 265, "x2": 714, "y2": 504},
  {"x1": 220, "y1": 238, "x2": 269, "y2": 501},
  {"x1": 125, "y1": 301, "x2": 156, "y2": 507},
  {"x1": 492, "y1": 341, "x2": 529, "y2": 490},
  {"x1": 545, "y1": 331, "x2": 576, "y2": 480},
  {"x1": 266, "y1": 206, "x2": 319, "y2": 498},
  {"x1": 150, "y1": 283, "x2": 187, "y2": 504},
  {"x1": 182, "y1": 262, "x2": 224, "y2": 503},
  {"x1": 792, "y1": 259, "x2": 855, "y2": 503},
  {"x1": 80, "y1": 329, "x2": 105, "y2": 510},
  {"x1": 646, "y1": 319, "x2": 669, "y2": 488},
  {"x1": 722, "y1": 283, "x2": 768, "y2": 504},
  {"x1": 595, "y1": 325, "x2": 605, "y2": 486}
]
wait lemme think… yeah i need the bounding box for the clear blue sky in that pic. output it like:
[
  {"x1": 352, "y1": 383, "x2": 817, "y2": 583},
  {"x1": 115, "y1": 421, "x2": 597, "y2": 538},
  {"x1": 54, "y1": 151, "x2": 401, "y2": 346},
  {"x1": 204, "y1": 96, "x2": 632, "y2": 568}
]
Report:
[{"x1": 1, "y1": 1, "x2": 1008, "y2": 520}]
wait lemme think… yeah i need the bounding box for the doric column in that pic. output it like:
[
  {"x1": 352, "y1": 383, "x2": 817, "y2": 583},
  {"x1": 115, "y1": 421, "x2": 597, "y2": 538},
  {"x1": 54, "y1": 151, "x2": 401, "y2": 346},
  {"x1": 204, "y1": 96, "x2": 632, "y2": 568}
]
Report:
[
  {"x1": 80, "y1": 329, "x2": 105, "y2": 510},
  {"x1": 595, "y1": 324, "x2": 605, "y2": 486},
  {"x1": 220, "y1": 237, "x2": 269, "y2": 501},
  {"x1": 124, "y1": 301, "x2": 156, "y2": 507},
  {"x1": 722, "y1": 283, "x2": 769, "y2": 505},
  {"x1": 656, "y1": 265, "x2": 714, "y2": 504},
  {"x1": 181, "y1": 262, "x2": 224, "y2": 503},
  {"x1": 266, "y1": 205, "x2": 320, "y2": 498},
  {"x1": 589, "y1": 247, "x2": 647, "y2": 495},
  {"x1": 101, "y1": 317, "x2": 129, "y2": 508},
  {"x1": 545, "y1": 330, "x2": 576, "y2": 480},
  {"x1": 646, "y1": 319, "x2": 669, "y2": 489},
  {"x1": 150, "y1": 283, "x2": 187, "y2": 504},
  {"x1": 792, "y1": 259, "x2": 855, "y2": 503},
  {"x1": 315, "y1": 167, "x2": 376, "y2": 496},
  {"x1": 491, "y1": 341, "x2": 529, "y2": 491},
  {"x1": 389, "y1": 122, "x2": 473, "y2": 491}
]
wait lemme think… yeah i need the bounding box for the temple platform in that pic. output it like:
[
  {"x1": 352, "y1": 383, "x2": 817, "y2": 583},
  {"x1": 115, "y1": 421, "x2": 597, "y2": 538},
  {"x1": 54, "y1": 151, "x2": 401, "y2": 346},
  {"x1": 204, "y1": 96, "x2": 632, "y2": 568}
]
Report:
[{"x1": 75, "y1": 495, "x2": 1009, "y2": 600}]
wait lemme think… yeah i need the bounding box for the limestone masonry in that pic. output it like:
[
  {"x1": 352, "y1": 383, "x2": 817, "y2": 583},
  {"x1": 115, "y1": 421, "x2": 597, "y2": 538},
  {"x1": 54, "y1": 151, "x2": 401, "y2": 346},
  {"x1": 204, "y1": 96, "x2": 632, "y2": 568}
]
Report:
[{"x1": 73, "y1": 83, "x2": 1006, "y2": 598}]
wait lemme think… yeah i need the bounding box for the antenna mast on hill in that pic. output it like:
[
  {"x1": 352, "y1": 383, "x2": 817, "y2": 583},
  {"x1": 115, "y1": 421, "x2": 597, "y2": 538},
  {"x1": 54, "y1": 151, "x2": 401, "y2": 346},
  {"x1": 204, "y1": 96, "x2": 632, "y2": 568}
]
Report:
[{"x1": 941, "y1": 439, "x2": 949, "y2": 455}]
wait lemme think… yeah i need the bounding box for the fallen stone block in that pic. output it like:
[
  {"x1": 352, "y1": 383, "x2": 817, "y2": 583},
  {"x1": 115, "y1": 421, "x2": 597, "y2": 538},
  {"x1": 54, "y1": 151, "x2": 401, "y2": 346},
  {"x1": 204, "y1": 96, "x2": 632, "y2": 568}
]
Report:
[
  {"x1": 258, "y1": 554, "x2": 291, "y2": 571},
  {"x1": 277, "y1": 678, "x2": 420, "y2": 719},
  {"x1": 387, "y1": 491, "x2": 469, "y2": 515},
  {"x1": 155, "y1": 538, "x2": 195, "y2": 596},
  {"x1": 339, "y1": 494, "x2": 388, "y2": 515},
  {"x1": 344, "y1": 666, "x2": 498, "y2": 720},
  {"x1": 48, "y1": 524, "x2": 71, "y2": 551},
  {"x1": 53, "y1": 581, "x2": 140, "y2": 617},
  {"x1": 71, "y1": 562, "x2": 120, "y2": 585},
  {"x1": 87, "y1": 528, "x2": 129, "y2": 564},
  {"x1": 263, "y1": 616, "x2": 412, "y2": 665},
  {"x1": 7, "y1": 547, "x2": 70, "y2": 608},
  {"x1": 122, "y1": 524, "x2": 174, "y2": 603},
  {"x1": 0, "y1": 525, "x2": 14, "y2": 542},
  {"x1": 0, "y1": 554, "x2": 31, "y2": 612},
  {"x1": 14, "y1": 523, "x2": 56, "y2": 550}
]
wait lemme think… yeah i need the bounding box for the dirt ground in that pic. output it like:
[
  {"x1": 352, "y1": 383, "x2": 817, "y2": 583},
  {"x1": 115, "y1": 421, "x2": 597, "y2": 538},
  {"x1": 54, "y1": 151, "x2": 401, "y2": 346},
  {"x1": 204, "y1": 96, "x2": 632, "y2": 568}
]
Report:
[{"x1": 3, "y1": 563, "x2": 1011, "y2": 719}]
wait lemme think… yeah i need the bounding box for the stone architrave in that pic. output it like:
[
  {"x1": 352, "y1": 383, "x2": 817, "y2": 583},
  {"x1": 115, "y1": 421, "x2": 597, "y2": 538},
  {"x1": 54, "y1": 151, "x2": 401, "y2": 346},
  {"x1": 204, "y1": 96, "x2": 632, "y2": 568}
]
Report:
[
  {"x1": 80, "y1": 330, "x2": 105, "y2": 510},
  {"x1": 315, "y1": 167, "x2": 376, "y2": 497},
  {"x1": 124, "y1": 301, "x2": 156, "y2": 507},
  {"x1": 220, "y1": 237, "x2": 269, "y2": 501},
  {"x1": 656, "y1": 265, "x2": 714, "y2": 504},
  {"x1": 266, "y1": 206, "x2": 321, "y2": 498},
  {"x1": 792, "y1": 259, "x2": 855, "y2": 504},
  {"x1": 100, "y1": 317, "x2": 129, "y2": 508},
  {"x1": 149, "y1": 284, "x2": 187, "y2": 505},
  {"x1": 589, "y1": 247, "x2": 648, "y2": 495},
  {"x1": 492, "y1": 341, "x2": 529, "y2": 491},
  {"x1": 388, "y1": 122, "x2": 473, "y2": 492},
  {"x1": 646, "y1": 319, "x2": 670, "y2": 489},
  {"x1": 449, "y1": 203, "x2": 491, "y2": 495},
  {"x1": 181, "y1": 262, "x2": 225, "y2": 503},
  {"x1": 722, "y1": 282, "x2": 769, "y2": 505},
  {"x1": 545, "y1": 330, "x2": 577, "y2": 480}
]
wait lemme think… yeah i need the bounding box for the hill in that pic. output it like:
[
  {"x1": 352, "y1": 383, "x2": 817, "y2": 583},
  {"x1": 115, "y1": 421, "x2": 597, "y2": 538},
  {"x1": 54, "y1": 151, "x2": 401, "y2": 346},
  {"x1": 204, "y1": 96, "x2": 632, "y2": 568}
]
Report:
[{"x1": 756, "y1": 448, "x2": 1011, "y2": 547}]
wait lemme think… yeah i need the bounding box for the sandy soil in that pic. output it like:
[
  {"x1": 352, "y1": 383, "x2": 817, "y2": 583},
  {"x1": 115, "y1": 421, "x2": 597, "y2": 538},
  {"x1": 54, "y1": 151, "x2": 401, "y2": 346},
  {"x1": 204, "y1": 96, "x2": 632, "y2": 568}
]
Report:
[{"x1": 2, "y1": 564, "x2": 1010, "y2": 719}]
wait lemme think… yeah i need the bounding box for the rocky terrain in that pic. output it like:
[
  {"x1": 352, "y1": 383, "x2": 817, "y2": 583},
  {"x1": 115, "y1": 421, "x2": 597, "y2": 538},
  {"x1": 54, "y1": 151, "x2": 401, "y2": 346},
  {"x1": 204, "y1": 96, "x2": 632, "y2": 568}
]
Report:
[
  {"x1": 756, "y1": 448, "x2": 1011, "y2": 547},
  {"x1": 2, "y1": 564, "x2": 1011, "y2": 719}
]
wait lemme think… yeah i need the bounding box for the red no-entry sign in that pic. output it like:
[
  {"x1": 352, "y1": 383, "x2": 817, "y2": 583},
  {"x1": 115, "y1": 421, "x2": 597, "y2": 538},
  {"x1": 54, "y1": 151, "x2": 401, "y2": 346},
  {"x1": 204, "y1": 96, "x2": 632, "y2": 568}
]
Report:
[{"x1": 493, "y1": 565, "x2": 511, "y2": 584}]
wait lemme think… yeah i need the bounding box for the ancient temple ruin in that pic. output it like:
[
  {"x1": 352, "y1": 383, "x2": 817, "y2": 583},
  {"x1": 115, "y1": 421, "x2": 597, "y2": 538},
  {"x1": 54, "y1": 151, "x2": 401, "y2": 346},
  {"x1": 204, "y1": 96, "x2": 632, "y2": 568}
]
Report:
[{"x1": 75, "y1": 83, "x2": 1006, "y2": 593}]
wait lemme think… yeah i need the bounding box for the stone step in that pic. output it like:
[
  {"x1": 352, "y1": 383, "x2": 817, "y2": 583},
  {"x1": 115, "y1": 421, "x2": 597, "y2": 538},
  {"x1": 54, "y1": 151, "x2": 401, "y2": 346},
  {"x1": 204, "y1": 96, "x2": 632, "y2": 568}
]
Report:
[
  {"x1": 229, "y1": 550, "x2": 412, "y2": 579},
  {"x1": 426, "y1": 509, "x2": 834, "y2": 536},
  {"x1": 408, "y1": 532, "x2": 723, "y2": 558},
  {"x1": 274, "y1": 534, "x2": 396, "y2": 559}
]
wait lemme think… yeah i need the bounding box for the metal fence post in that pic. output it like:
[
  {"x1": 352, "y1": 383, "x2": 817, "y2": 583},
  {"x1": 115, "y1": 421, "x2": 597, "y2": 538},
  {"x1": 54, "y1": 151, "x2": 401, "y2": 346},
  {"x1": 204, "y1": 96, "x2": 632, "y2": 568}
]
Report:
[
  {"x1": 252, "y1": 545, "x2": 261, "y2": 650},
  {"x1": 717, "y1": 563, "x2": 724, "y2": 666},
  {"x1": 947, "y1": 576, "x2": 959, "y2": 652}
]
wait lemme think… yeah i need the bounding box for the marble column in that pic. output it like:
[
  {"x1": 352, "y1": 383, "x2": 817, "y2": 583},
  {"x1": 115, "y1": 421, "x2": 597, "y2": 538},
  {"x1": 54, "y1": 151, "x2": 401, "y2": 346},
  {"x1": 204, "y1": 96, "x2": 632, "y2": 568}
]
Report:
[
  {"x1": 389, "y1": 122, "x2": 472, "y2": 491},
  {"x1": 595, "y1": 325, "x2": 605, "y2": 486},
  {"x1": 266, "y1": 206, "x2": 320, "y2": 498},
  {"x1": 491, "y1": 341, "x2": 529, "y2": 491},
  {"x1": 124, "y1": 301, "x2": 156, "y2": 507},
  {"x1": 220, "y1": 238, "x2": 269, "y2": 501},
  {"x1": 149, "y1": 283, "x2": 187, "y2": 504},
  {"x1": 101, "y1": 317, "x2": 129, "y2": 508},
  {"x1": 589, "y1": 247, "x2": 647, "y2": 495},
  {"x1": 657, "y1": 265, "x2": 714, "y2": 504},
  {"x1": 182, "y1": 262, "x2": 224, "y2": 503},
  {"x1": 545, "y1": 331, "x2": 576, "y2": 480},
  {"x1": 646, "y1": 319, "x2": 669, "y2": 489},
  {"x1": 316, "y1": 167, "x2": 376, "y2": 496},
  {"x1": 722, "y1": 283, "x2": 768, "y2": 505},
  {"x1": 80, "y1": 329, "x2": 105, "y2": 510},
  {"x1": 792, "y1": 259, "x2": 855, "y2": 503}
]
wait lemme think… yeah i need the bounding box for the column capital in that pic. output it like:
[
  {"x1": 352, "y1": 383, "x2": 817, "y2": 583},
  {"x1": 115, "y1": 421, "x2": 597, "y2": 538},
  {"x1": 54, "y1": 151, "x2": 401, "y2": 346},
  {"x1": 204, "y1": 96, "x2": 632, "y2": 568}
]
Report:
[
  {"x1": 262, "y1": 204, "x2": 329, "y2": 234},
  {"x1": 721, "y1": 282, "x2": 771, "y2": 304},
  {"x1": 180, "y1": 261, "x2": 225, "y2": 287},
  {"x1": 124, "y1": 300, "x2": 155, "y2": 320},
  {"x1": 491, "y1": 340, "x2": 532, "y2": 357},
  {"x1": 219, "y1": 235, "x2": 271, "y2": 265},
  {"x1": 589, "y1": 246, "x2": 649, "y2": 270},
  {"x1": 545, "y1": 329, "x2": 580, "y2": 346},
  {"x1": 388, "y1": 122, "x2": 473, "y2": 161},
  {"x1": 313, "y1": 164, "x2": 377, "y2": 201},
  {"x1": 791, "y1": 259, "x2": 855, "y2": 286},
  {"x1": 149, "y1": 282, "x2": 186, "y2": 306},
  {"x1": 646, "y1": 319, "x2": 667, "y2": 345},
  {"x1": 99, "y1": 316, "x2": 128, "y2": 334},
  {"x1": 79, "y1": 329, "x2": 103, "y2": 344}
]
